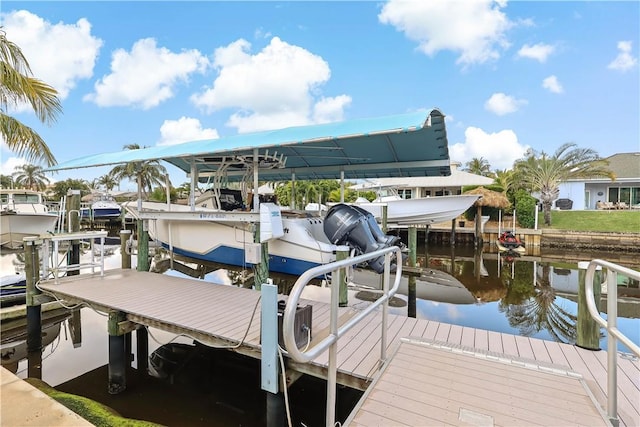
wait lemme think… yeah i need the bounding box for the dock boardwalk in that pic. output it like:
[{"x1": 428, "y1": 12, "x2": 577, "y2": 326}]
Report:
[{"x1": 38, "y1": 269, "x2": 639, "y2": 427}]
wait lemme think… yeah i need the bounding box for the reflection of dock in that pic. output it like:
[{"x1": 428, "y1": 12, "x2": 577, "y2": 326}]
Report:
[{"x1": 37, "y1": 269, "x2": 639, "y2": 426}]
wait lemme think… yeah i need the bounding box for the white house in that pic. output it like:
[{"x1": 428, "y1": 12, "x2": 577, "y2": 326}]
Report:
[
  {"x1": 557, "y1": 152, "x2": 640, "y2": 210},
  {"x1": 351, "y1": 162, "x2": 494, "y2": 198}
]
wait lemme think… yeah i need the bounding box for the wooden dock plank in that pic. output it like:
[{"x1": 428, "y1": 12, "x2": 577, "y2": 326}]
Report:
[
  {"x1": 39, "y1": 269, "x2": 638, "y2": 427},
  {"x1": 346, "y1": 340, "x2": 610, "y2": 427}
]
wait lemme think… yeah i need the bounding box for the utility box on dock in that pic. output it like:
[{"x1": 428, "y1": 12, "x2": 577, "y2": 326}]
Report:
[{"x1": 277, "y1": 300, "x2": 312, "y2": 350}]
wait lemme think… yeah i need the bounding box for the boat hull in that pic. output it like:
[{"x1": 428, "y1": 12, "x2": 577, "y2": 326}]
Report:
[
  {"x1": 496, "y1": 241, "x2": 526, "y2": 254},
  {"x1": 137, "y1": 203, "x2": 338, "y2": 276},
  {"x1": 0, "y1": 212, "x2": 58, "y2": 249},
  {"x1": 356, "y1": 194, "x2": 480, "y2": 225}
]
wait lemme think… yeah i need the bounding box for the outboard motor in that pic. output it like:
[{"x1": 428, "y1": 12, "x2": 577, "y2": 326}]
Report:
[
  {"x1": 348, "y1": 205, "x2": 401, "y2": 247},
  {"x1": 324, "y1": 204, "x2": 400, "y2": 273}
]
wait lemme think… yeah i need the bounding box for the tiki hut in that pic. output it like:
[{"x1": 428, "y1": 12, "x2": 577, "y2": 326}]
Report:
[{"x1": 463, "y1": 186, "x2": 511, "y2": 245}]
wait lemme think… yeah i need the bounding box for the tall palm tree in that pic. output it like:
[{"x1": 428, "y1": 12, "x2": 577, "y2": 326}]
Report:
[
  {"x1": 108, "y1": 144, "x2": 167, "y2": 198},
  {"x1": 0, "y1": 29, "x2": 61, "y2": 166},
  {"x1": 514, "y1": 143, "x2": 615, "y2": 225},
  {"x1": 12, "y1": 163, "x2": 49, "y2": 190},
  {"x1": 96, "y1": 173, "x2": 119, "y2": 193},
  {"x1": 465, "y1": 157, "x2": 492, "y2": 177}
]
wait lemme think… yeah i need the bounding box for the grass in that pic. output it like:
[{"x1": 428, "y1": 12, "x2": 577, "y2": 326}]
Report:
[{"x1": 541, "y1": 210, "x2": 640, "y2": 233}]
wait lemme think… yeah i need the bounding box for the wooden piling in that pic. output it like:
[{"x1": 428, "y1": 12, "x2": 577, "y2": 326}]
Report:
[
  {"x1": 108, "y1": 310, "x2": 127, "y2": 394},
  {"x1": 408, "y1": 226, "x2": 417, "y2": 318},
  {"x1": 577, "y1": 262, "x2": 602, "y2": 350},
  {"x1": 120, "y1": 229, "x2": 132, "y2": 269},
  {"x1": 24, "y1": 237, "x2": 42, "y2": 352},
  {"x1": 66, "y1": 190, "x2": 81, "y2": 275},
  {"x1": 137, "y1": 219, "x2": 149, "y2": 272}
]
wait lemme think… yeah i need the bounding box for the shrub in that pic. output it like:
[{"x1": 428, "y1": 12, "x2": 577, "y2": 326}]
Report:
[{"x1": 514, "y1": 189, "x2": 536, "y2": 228}]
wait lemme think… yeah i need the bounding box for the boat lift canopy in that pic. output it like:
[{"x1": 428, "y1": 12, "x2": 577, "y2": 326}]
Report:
[{"x1": 45, "y1": 109, "x2": 452, "y2": 182}]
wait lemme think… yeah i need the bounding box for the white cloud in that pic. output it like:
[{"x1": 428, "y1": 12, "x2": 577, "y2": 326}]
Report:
[
  {"x1": 607, "y1": 40, "x2": 638, "y2": 72},
  {"x1": 191, "y1": 37, "x2": 351, "y2": 133},
  {"x1": 517, "y1": 43, "x2": 555, "y2": 63},
  {"x1": 157, "y1": 117, "x2": 219, "y2": 146},
  {"x1": 378, "y1": 0, "x2": 513, "y2": 66},
  {"x1": 542, "y1": 75, "x2": 563, "y2": 94},
  {"x1": 2, "y1": 10, "x2": 102, "y2": 103},
  {"x1": 484, "y1": 92, "x2": 528, "y2": 115},
  {"x1": 0, "y1": 156, "x2": 27, "y2": 176},
  {"x1": 449, "y1": 126, "x2": 528, "y2": 170},
  {"x1": 85, "y1": 38, "x2": 209, "y2": 109}
]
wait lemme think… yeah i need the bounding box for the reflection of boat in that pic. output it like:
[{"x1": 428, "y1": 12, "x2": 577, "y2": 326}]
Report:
[
  {"x1": 0, "y1": 273, "x2": 27, "y2": 307},
  {"x1": 351, "y1": 186, "x2": 480, "y2": 225},
  {"x1": 125, "y1": 194, "x2": 400, "y2": 276},
  {"x1": 496, "y1": 231, "x2": 525, "y2": 254},
  {"x1": 350, "y1": 267, "x2": 476, "y2": 305},
  {"x1": 0, "y1": 314, "x2": 67, "y2": 371},
  {"x1": 0, "y1": 189, "x2": 58, "y2": 249},
  {"x1": 81, "y1": 192, "x2": 122, "y2": 221}
]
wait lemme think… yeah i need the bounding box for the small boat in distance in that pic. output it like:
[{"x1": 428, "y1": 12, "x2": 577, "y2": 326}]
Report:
[
  {"x1": 81, "y1": 192, "x2": 122, "y2": 221},
  {"x1": 496, "y1": 230, "x2": 526, "y2": 254},
  {"x1": 0, "y1": 189, "x2": 58, "y2": 249}
]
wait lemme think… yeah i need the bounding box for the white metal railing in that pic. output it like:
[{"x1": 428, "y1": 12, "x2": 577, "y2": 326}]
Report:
[
  {"x1": 584, "y1": 259, "x2": 640, "y2": 426},
  {"x1": 282, "y1": 246, "x2": 403, "y2": 427},
  {"x1": 40, "y1": 230, "x2": 108, "y2": 283}
]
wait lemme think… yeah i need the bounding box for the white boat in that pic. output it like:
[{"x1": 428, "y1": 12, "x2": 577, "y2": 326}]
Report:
[
  {"x1": 353, "y1": 186, "x2": 480, "y2": 225},
  {"x1": 0, "y1": 189, "x2": 59, "y2": 249},
  {"x1": 81, "y1": 192, "x2": 122, "y2": 221},
  {"x1": 124, "y1": 190, "x2": 400, "y2": 276}
]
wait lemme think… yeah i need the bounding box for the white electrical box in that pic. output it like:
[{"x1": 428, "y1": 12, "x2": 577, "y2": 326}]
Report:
[{"x1": 245, "y1": 243, "x2": 262, "y2": 264}]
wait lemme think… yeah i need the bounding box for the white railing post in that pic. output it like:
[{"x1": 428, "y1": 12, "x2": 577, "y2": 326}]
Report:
[
  {"x1": 585, "y1": 259, "x2": 640, "y2": 426},
  {"x1": 380, "y1": 252, "x2": 391, "y2": 364}
]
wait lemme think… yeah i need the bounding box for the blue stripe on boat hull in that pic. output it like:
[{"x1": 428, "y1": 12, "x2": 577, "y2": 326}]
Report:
[{"x1": 162, "y1": 244, "x2": 321, "y2": 277}]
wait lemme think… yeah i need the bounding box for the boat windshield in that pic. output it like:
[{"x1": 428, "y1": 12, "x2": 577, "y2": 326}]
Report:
[{"x1": 10, "y1": 194, "x2": 41, "y2": 204}]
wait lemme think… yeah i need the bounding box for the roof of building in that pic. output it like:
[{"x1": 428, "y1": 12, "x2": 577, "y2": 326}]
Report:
[
  {"x1": 350, "y1": 163, "x2": 493, "y2": 189},
  {"x1": 605, "y1": 152, "x2": 640, "y2": 179}
]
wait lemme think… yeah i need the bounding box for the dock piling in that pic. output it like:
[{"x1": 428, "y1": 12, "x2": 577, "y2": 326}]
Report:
[
  {"x1": 337, "y1": 247, "x2": 349, "y2": 307},
  {"x1": 136, "y1": 327, "x2": 149, "y2": 375},
  {"x1": 407, "y1": 227, "x2": 417, "y2": 318},
  {"x1": 120, "y1": 229, "x2": 132, "y2": 269},
  {"x1": 137, "y1": 220, "x2": 150, "y2": 272},
  {"x1": 108, "y1": 311, "x2": 127, "y2": 394},
  {"x1": 577, "y1": 261, "x2": 602, "y2": 350},
  {"x1": 24, "y1": 237, "x2": 42, "y2": 352}
]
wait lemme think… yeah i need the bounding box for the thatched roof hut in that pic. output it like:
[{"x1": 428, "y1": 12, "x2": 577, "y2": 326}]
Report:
[{"x1": 463, "y1": 186, "x2": 511, "y2": 244}]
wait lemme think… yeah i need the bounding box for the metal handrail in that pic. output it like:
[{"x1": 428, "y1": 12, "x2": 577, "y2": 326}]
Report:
[
  {"x1": 584, "y1": 259, "x2": 640, "y2": 426},
  {"x1": 282, "y1": 245, "x2": 403, "y2": 427},
  {"x1": 39, "y1": 231, "x2": 108, "y2": 283}
]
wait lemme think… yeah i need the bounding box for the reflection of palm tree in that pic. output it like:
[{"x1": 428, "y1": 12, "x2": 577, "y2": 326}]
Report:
[{"x1": 502, "y1": 263, "x2": 578, "y2": 343}]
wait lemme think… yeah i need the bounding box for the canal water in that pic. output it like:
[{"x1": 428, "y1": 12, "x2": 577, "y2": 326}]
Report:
[{"x1": 1, "y1": 243, "x2": 638, "y2": 426}]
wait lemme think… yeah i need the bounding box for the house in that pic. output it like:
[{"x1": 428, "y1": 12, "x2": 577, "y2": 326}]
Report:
[
  {"x1": 350, "y1": 161, "x2": 494, "y2": 198},
  {"x1": 557, "y1": 152, "x2": 640, "y2": 210}
]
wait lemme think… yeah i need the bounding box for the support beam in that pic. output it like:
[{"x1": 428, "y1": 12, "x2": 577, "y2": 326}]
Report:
[{"x1": 108, "y1": 311, "x2": 127, "y2": 394}]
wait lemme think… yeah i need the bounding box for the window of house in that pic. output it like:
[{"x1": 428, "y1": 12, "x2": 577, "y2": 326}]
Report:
[
  {"x1": 398, "y1": 189, "x2": 412, "y2": 199},
  {"x1": 608, "y1": 186, "x2": 640, "y2": 205}
]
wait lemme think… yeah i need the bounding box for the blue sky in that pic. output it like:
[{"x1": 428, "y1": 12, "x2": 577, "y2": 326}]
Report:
[{"x1": 2, "y1": 1, "x2": 638, "y2": 189}]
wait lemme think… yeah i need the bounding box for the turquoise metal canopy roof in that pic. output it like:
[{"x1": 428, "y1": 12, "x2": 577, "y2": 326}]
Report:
[{"x1": 46, "y1": 109, "x2": 451, "y2": 182}]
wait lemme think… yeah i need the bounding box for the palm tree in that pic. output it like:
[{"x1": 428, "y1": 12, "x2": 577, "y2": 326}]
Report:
[
  {"x1": 492, "y1": 169, "x2": 514, "y2": 194},
  {"x1": 108, "y1": 144, "x2": 167, "y2": 198},
  {"x1": 465, "y1": 157, "x2": 492, "y2": 177},
  {"x1": 514, "y1": 143, "x2": 615, "y2": 225},
  {"x1": 12, "y1": 163, "x2": 49, "y2": 190},
  {"x1": 0, "y1": 29, "x2": 62, "y2": 166},
  {"x1": 96, "y1": 173, "x2": 119, "y2": 193}
]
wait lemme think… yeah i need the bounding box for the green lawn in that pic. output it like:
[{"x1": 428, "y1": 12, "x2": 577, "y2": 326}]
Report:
[{"x1": 541, "y1": 210, "x2": 640, "y2": 233}]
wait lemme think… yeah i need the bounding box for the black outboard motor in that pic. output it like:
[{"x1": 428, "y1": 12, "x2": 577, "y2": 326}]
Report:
[
  {"x1": 348, "y1": 205, "x2": 401, "y2": 247},
  {"x1": 324, "y1": 204, "x2": 400, "y2": 273}
]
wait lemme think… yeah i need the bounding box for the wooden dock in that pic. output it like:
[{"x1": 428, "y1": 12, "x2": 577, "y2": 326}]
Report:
[{"x1": 38, "y1": 269, "x2": 639, "y2": 426}]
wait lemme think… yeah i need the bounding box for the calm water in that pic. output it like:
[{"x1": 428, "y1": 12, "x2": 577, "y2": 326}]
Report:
[{"x1": 1, "y1": 243, "x2": 638, "y2": 426}]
